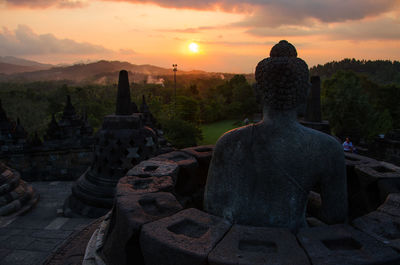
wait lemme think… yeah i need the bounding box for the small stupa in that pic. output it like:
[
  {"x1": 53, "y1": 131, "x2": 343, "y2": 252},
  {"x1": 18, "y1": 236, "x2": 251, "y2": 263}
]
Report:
[{"x1": 64, "y1": 70, "x2": 160, "y2": 218}]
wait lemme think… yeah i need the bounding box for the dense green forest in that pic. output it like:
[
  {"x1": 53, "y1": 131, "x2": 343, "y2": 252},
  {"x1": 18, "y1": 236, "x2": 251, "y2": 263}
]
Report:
[
  {"x1": 0, "y1": 59, "x2": 399, "y2": 147},
  {"x1": 0, "y1": 74, "x2": 258, "y2": 148},
  {"x1": 310, "y1": 58, "x2": 400, "y2": 85}
]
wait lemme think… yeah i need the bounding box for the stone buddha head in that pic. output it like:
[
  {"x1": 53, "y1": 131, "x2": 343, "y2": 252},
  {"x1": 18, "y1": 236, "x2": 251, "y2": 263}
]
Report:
[{"x1": 255, "y1": 40, "x2": 310, "y2": 112}]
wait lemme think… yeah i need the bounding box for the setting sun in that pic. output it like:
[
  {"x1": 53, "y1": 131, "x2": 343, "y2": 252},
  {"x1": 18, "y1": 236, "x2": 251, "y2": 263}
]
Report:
[{"x1": 189, "y1": 42, "x2": 199, "y2": 53}]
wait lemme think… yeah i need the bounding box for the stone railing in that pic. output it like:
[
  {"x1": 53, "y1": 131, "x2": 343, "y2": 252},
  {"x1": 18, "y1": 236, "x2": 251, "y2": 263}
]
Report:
[
  {"x1": 83, "y1": 146, "x2": 400, "y2": 265},
  {"x1": 1, "y1": 147, "x2": 93, "y2": 181}
]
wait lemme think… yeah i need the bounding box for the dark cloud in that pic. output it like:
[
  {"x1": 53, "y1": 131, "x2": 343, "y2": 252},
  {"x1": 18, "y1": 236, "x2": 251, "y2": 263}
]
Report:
[
  {"x1": 4, "y1": 0, "x2": 399, "y2": 28},
  {"x1": 0, "y1": 25, "x2": 112, "y2": 56},
  {"x1": 105, "y1": 0, "x2": 398, "y2": 25},
  {"x1": 328, "y1": 17, "x2": 400, "y2": 40},
  {"x1": 4, "y1": 0, "x2": 87, "y2": 8},
  {"x1": 232, "y1": 0, "x2": 399, "y2": 27},
  {"x1": 245, "y1": 17, "x2": 400, "y2": 40}
]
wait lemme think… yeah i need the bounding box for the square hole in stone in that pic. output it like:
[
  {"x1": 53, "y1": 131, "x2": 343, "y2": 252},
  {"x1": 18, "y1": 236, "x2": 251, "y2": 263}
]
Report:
[
  {"x1": 133, "y1": 178, "x2": 152, "y2": 189},
  {"x1": 322, "y1": 237, "x2": 362, "y2": 251},
  {"x1": 144, "y1": 165, "x2": 158, "y2": 172},
  {"x1": 171, "y1": 155, "x2": 188, "y2": 162},
  {"x1": 195, "y1": 147, "x2": 212, "y2": 152},
  {"x1": 238, "y1": 240, "x2": 277, "y2": 253},
  {"x1": 167, "y1": 219, "x2": 209, "y2": 238},
  {"x1": 139, "y1": 197, "x2": 168, "y2": 215},
  {"x1": 372, "y1": 166, "x2": 395, "y2": 173}
]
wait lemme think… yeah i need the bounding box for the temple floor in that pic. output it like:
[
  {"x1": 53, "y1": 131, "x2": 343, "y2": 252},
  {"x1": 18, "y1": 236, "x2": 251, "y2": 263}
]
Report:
[{"x1": 0, "y1": 181, "x2": 95, "y2": 265}]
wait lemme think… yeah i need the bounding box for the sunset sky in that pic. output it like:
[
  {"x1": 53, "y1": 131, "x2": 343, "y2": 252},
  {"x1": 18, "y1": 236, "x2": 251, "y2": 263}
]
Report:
[{"x1": 1, "y1": 0, "x2": 399, "y2": 73}]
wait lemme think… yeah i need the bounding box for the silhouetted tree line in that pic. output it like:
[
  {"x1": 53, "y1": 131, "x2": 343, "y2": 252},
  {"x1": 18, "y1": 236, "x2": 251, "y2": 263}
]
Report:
[
  {"x1": 310, "y1": 58, "x2": 400, "y2": 85},
  {"x1": 321, "y1": 70, "x2": 399, "y2": 143}
]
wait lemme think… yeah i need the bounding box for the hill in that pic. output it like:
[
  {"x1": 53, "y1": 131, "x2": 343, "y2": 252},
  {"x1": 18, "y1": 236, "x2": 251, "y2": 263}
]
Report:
[
  {"x1": 0, "y1": 56, "x2": 53, "y2": 74},
  {"x1": 0, "y1": 59, "x2": 233, "y2": 84},
  {"x1": 0, "y1": 62, "x2": 49, "y2": 75}
]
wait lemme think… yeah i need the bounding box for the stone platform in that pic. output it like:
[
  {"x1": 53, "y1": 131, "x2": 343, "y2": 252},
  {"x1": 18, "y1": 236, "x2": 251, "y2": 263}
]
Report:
[
  {"x1": 0, "y1": 181, "x2": 95, "y2": 265},
  {"x1": 77, "y1": 146, "x2": 400, "y2": 265}
]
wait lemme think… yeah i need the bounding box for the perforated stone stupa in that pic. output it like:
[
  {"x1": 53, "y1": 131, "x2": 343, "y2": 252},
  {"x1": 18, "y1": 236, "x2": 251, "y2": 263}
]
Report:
[
  {"x1": 0, "y1": 162, "x2": 38, "y2": 217},
  {"x1": 0, "y1": 100, "x2": 27, "y2": 153},
  {"x1": 43, "y1": 95, "x2": 94, "y2": 148},
  {"x1": 64, "y1": 70, "x2": 160, "y2": 218}
]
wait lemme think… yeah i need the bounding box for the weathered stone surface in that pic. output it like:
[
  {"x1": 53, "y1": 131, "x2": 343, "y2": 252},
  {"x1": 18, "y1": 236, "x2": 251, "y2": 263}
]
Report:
[
  {"x1": 345, "y1": 152, "x2": 376, "y2": 167},
  {"x1": 117, "y1": 175, "x2": 174, "y2": 195},
  {"x1": 140, "y1": 208, "x2": 231, "y2": 265},
  {"x1": 353, "y1": 210, "x2": 400, "y2": 246},
  {"x1": 102, "y1": 192, "x2": 182, "y2": 265},
  {"x1": 208, "y1": 225, "x2": 310, "y2": 265},
  {"x1": 297, "y1": 224, "x2": 400, "y2": 265},
  {"x1": 345, "y1": 153, "x2": 381, "y2": 219},
  {"x1": 182, "y1": 145, "x2": 214, "y2": 190},
  {"x1": 154, "y1": 151, "x2": 200, "y2": 195},
  {"x1": 306, "y1": 217, "x2": 327, "y2": 227},
  {"x1": 353, "y1": 161, "x2": 400, "y2": 213},
  {"x1": 154, "y1": 151, "x2": 198, "y2": 169},
  {"x1": 378, "y1": 193, "x2": 400, "y2": 217},
  {"x1": 126, "y1": 159, "x2": 179, "y2": 180},
  {"x1": 182, "y1": 145, "x2": 214, "y2": 165},
  {"x1": 355, "y1": 161, "x2": 400, "y2": 186}
]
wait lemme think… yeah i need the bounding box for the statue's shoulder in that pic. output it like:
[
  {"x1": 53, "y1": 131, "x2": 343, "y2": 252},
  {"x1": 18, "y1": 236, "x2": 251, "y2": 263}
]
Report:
[
  {"x1": 214, "y1": 124, "x2": 255, "y2": 151},
  {"x1": 301, "y1": 126, "x2": 343, "y2": 155}
]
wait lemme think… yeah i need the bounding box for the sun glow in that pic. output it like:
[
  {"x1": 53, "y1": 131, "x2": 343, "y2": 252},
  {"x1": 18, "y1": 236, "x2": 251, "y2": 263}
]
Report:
[{"x1": 189, "y1": 42, "x2": 199, "y2": 53}]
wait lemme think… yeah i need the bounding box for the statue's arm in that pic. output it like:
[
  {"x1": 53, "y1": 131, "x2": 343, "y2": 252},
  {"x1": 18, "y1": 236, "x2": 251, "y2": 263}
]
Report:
[
  {"x1": 320, "y1": 143, "x2": 348, "y2": 224},
  {"x1": 203, "y1": 135, "x2": 230, "y2": 214}
]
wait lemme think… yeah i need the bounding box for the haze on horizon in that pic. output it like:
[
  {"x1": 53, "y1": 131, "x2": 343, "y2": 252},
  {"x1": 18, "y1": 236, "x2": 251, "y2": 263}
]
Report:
[{"x1": 0, "y1": 0, "x2": 399, "y2": 73}]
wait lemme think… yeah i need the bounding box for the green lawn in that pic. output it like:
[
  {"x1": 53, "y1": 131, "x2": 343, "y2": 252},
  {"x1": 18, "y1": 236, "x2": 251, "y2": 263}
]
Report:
[{"x1": 200, "y1": 119, "x2": 241, "y2": 145}]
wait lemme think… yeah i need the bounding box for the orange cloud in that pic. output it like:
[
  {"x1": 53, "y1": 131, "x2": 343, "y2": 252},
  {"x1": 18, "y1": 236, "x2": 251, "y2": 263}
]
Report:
[
  {"x1": 4, "y1": 0, "x2": 88, "y2": 8},
  {"x1": 0, "y1": 25, "x2": 112, "y2": 56}
]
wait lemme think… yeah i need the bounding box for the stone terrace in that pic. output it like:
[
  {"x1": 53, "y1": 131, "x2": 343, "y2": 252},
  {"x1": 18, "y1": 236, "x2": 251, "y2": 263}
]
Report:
[{"x1": 0, "y1": 181, "x2": 94, "y2": 265}]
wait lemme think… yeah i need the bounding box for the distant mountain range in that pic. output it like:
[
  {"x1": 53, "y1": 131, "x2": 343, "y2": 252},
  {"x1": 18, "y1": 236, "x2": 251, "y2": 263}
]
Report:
[
  {"x1": 0, "y1": 56, "x2": 223, "y2": 84},
  {"x1": 0, "y1": 56, "x2": 53, "y2": 69},
  {"x1": 0, "y1": 56, "x2": 53, "y2": 74}
]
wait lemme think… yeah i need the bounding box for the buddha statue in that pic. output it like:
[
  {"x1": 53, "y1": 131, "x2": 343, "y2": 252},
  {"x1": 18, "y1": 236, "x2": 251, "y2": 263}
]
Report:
[{"x1": 204, "y1": 40, "x2": 347, "y2": 232}]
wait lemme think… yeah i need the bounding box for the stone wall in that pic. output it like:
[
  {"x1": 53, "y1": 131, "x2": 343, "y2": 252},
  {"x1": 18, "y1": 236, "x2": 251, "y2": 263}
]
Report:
[
  {"x1": 0, "y1": 147, "x2": 93, "y2": 181},
  {"x1": 368, "y1": 137, "x2": 400, "y2": 167},
  {"x1": 81, "y1": 146, "x2": 400, "y2": 265}
]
